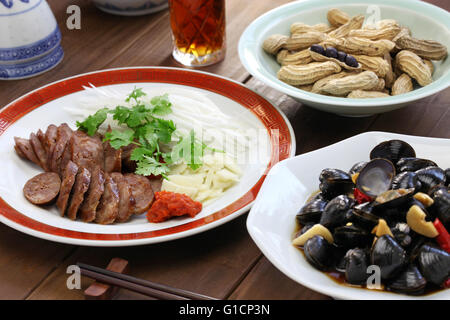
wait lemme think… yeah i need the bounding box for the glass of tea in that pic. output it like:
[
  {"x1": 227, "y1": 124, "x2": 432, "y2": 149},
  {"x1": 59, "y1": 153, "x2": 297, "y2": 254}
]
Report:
[{"x1": 168, "y1": 0, "x2": 226, "y2": 67}]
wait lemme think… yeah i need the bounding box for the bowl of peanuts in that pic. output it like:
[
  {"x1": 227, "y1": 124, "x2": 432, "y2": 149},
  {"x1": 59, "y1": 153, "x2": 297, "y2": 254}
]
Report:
[{"x1": 238, "y1": 0, "x2": 450, "y2": 116}]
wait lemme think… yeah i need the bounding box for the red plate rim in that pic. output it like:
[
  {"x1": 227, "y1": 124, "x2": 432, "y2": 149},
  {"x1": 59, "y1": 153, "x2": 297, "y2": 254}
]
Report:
[{"x1": 0, "y1": 67, "x2": 294, "y2": 243}]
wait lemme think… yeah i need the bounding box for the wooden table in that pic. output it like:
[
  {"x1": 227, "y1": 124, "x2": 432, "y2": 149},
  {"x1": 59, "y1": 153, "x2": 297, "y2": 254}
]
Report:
[{"x1": 0, "y1": 0, "x2": 448, "y2": 300}]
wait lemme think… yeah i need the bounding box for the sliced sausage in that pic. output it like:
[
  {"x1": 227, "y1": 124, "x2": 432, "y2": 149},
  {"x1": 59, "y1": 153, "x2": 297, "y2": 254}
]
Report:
[
  {"x1": 149, "y1": 178, "x2": 162, "y2": 193},
  {"x1": 95, "y1": 173, "x2": 120, "y2": 224},
  {"x1": 49, "y1": 123, "x2": 73, "y2": 174},
  {"x1": 30, "y1": 132, "x2": 49, "y2": 171},
  {"x1": 121, "y1": 144, "x2": 138, "y2": 172},
  {"x1": 14, "y1": 137, "x2": 40, "y2": 166},
  {"x1": 36, "y1": 129, "x2": 47, "y2": 153},
  {"x1": 44, "y1": 124, "x2": 58, "y2": 154},
  {"x1": 124, "y1": 174, "x2": 154, "y2": 215},
  {"x1": 70, "y1": 130, "x2": 104, "y2": 173},
  {"x1": 14, "y1": 144, "x2": 27, "y2": 159},
  {"x1": 23, "y1": 172, "x2": 61, "y2": 205},
  {"x1": 66, "y1": 167, "x2": 91, "y2": 220},
  {"x1": 79, "y1": 166, "x2": 105, "y2": 223},
  {"x1": 104, "y1": 141, "x2": 122, "y2": 173},
  {"x1": 110, "y1": 173, "x2": 135, "y2": 223},
  {"x1": 59, "y1": 142, "x2": 72, "y2": 176},
  {"x1": 56, "y1": 161, "x2": 79, "y2": 216}
]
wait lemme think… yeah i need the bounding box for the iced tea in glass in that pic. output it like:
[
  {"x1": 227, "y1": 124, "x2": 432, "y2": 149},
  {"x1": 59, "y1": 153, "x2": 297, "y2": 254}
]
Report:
[{"x1": 169, "y1": 0, "x2": 226, "y2": 67}]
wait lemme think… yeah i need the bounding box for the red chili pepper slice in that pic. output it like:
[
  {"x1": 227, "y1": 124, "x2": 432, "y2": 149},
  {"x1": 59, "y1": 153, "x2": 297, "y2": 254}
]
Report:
[
  {"x1": 433, "y1": 218, "x2": 450, "y2": 254},
  {"x1": 354, "y1": 188, "x2": 373, "y2": 204}
]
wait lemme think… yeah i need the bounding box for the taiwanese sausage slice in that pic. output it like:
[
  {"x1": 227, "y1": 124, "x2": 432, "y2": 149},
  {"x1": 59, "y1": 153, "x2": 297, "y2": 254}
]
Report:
[
  {"x1": 104, "y1": 141, "x2": 122, "y2": 173},
  {"x1": 121, "y1": 144, "x2": 138, "y2": 172},
  {"x1": 149, "y1": 178, "x2": 162, "y2": 193},
  {"x1": 44, "y1": 124, "x2": 58, "y2": 155},
  {"x1": 59, "y1": 142, "x2": 72, "y2": 176},
  {"x1": 110, "y1": 173, "x2": 135, "y2": 223},
  {"x1": 104, "y1": 127, "x2": 122, "y2": 173},
  {"x1": 56, "y1": 161, "x2": 79, "y2": 216},
  {"x1": 14, "y1": 137, "x2": 40, "y2": 166},
  {"x1": 71, "y1": 131, "x2": 104, "y2": 172},
  {"x1": 79, "y1": 166, "x2": 105, "y2": 223},
  {"x1": 29, "y1": 132, "x2": 49, "y2": 171},
  {"x1": 23, "y1": 172, "x2": 61, "y2": 205},
  {"x1": 95, "y1": 174, "x2": 120, "y2": 224},
  {"x1": 36, "y1": 129, "x2": 47, "y2": 153},
  {"x1": 66, "y1": 167, "x2": 91, "y2": 220},
  {"x1": 124, "y1": 174, "x2": 154, "y2": 214},
  {"x1": 49, "y1": 124, "x2": 73, "y2": 174}
]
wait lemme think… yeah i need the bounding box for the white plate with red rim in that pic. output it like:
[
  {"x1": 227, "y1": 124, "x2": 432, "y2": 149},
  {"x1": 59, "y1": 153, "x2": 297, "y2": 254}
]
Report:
[
  {"x1": 247, "y1": 131, "x2": 450, "y2": 300},
  {"x1": 0, "y1": 67, "x2": 295, "y2": 247}
]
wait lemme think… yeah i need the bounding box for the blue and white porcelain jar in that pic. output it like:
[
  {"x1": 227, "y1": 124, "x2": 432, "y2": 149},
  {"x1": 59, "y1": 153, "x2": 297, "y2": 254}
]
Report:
[{"x1": 0, "y1": 0, "x2": 64, "y2": 80}]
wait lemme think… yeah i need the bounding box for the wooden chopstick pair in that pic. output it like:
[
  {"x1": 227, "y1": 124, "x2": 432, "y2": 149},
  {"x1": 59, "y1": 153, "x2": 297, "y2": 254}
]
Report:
[{"x1": 77, "y1": 262, "x2": 217, "y2": 300}]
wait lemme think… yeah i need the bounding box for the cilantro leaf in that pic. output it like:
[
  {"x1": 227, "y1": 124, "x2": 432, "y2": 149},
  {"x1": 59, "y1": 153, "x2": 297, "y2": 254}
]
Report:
[
  {"x1": 103, "y1": 129, "x2": 135, "y2": 149},
  {"x1": 126, "y1": 87, "x2": 146, "y2": 104},
  {"x1": 150, "y1": 94, "x2": 173, "y2": 116},
  {"x1": 76, "y1": 108, "x2": 108, "y2": 136},
  {"x1": 109, "y1": 106, "x2": 130, "y2": 125},
  {"x1": 135, "y1": 156, "x2": 170, "y2": 177}
]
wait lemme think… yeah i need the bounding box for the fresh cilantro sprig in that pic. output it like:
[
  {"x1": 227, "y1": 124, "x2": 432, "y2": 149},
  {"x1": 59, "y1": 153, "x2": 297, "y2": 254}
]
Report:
[{"x1": 76, "y1": 88, "x2": 211, "y2": 178}]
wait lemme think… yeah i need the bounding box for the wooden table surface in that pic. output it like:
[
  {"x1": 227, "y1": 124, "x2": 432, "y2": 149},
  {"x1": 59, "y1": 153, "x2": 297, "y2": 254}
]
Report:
[{"x1": 0, "y1": 0, "x2": 449, "y2": 300}]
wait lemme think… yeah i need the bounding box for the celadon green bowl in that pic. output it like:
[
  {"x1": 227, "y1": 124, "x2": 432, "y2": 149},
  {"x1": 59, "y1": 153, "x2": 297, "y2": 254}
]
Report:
[{"x1": 238, "y1": 0, "x2": 450, "y2": 117}]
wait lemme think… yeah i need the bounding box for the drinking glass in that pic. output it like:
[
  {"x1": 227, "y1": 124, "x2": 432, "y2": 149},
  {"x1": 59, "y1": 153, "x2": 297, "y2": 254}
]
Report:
[{"x1": 168, "y1": 0, "x2": 226, "y2": 67}]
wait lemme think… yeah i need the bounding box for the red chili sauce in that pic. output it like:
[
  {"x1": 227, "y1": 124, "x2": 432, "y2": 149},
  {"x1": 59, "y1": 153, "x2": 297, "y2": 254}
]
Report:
[{"x1": 147, "y1": 191, "x2": 202, "y2": 223}]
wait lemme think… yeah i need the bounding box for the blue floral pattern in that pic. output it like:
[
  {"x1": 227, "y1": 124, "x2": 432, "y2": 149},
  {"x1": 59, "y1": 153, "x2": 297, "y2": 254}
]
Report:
[
  {"x1": 0, "y1": 45, "x2": 63, "y2": 79},
  {"x1": 0, "y1": 0, "x2": 30, "y2": 9},
  {"x1": 0, "y1": 27, "x2": 61, "y2": 62}
]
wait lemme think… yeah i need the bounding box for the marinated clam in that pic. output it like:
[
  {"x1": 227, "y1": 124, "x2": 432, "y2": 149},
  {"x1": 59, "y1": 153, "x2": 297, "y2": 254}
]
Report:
[{"x1": 292, "y1": 139, "x2": 450, "y2": 295}]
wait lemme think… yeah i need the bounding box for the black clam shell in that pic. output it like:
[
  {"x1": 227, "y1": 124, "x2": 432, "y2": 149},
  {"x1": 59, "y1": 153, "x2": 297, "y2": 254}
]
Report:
[
  {"x1": 429, "y1": 188, "x2": 450, "y2": 225},
  {"x1": 356, "y1": 159, "x2": 395, "y2": 198},
  {"x1": 319, "y1": 168, "x2": 354, "y2": 200},
  {"x1": 415, "y1": 166, "x2": 446, "y2": 194},
  {"x1": 349, "y1": 161, "x2": 367, "y2": 175},
  {"x1": 344, "y1": 248, "x2": 369, "y2": 285},
  {"x1": 445, "y1": 168, "x2": 450, "y2": 186},
  {"x1": 391, "y1": 171, "x2": 422, "y2": 192},
  {"x1": 371, "y1": 235, "x2": 407, "y2": 280},
  {"x1": 418, "y1": 244, "x2": 450, "y2": 286},
  {"x1": 350, "y1": 202, "x2": 379, "y2": 231},
  {"x1": 304, "y1": 235, "x2": 334, "y2": 271},
  {"x1": 334, "y1": 224, "x2": 371, "y2": 248},
  {"x1": 319, "y1": 195, "x2": 354, "y2": 230},
  {"x1": 296, "y1": 198, "x2": 328, "y2": 225},
  {"x1": 391, "y1": 222, "x2": 413, "y2": 248},
  {"x1": 396, "y1": 157, "x2": 437, "y2": 173},
  {"x1": 370, "y1": 140, "x2": 416, "y2": 164},
  {"x1": 388, "y1": 264, "x2": 427, "y2": 295}
]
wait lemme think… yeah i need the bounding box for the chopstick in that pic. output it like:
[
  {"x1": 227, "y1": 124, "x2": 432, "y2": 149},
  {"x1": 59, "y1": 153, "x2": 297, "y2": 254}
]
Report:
[{"x1": 77, "y1": 262, "x2": 217, "y2": 300}]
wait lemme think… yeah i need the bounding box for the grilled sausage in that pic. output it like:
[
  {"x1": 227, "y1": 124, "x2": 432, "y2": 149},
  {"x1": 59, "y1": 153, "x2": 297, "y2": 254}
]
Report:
[
  {"x1": 43, "y1": 124, "x2": 58, "y2": 155},
  {"x1": 56, "y1": 161, "x2": 79, "y2": 216},
  {"x1": 36, "y1": 129, "x2": 47, "y2": 153},
  {"x1": 29, "y1": 132, "x2": 49, "y2": 171},
  {"x1": 104, "y1": 141, "x2": 122, "y2": 173},
  {"x1": 49, "y1": 124, "x2": 73, "y2": 174},
  {"x1": 79, "y1": 166, "x2": 105, "y2": 223},
  {"x1": 23, "y1": 172, "x2": 61, "y2": 205},
  {"x1": 67, "y1": 167, "x2": 91, "y2": 220},
  {"x1": 149, "y1": 178, "x2": 162, "y2": 193},
  {"x1": 14, "y1": 137, "x2": 40, "y2": 166},
  {"x1": 95, "y1": 173, "x2": 120, "y2": 224},
  {"x1": 124, "y1": 174, "x2": 154, "y2": 214},
  {"x1": 70, "y1": 131, "x2": 104, "y2": 173},
  {"x1": 121, "y1": 144, "x2": 138, "y2": 172},
  {"x1": 110, "y1": 172, "x2": 135, "y2": 223}
]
